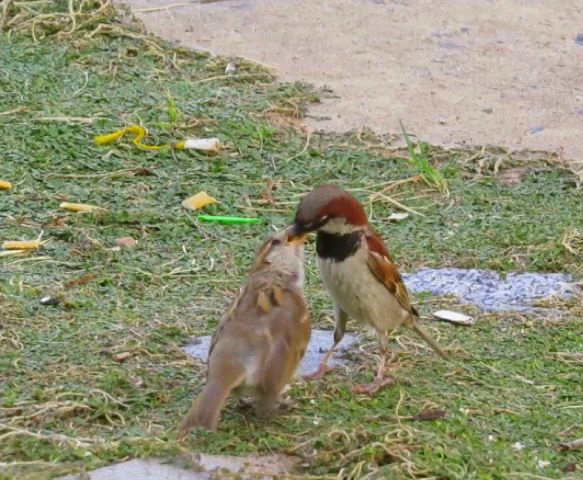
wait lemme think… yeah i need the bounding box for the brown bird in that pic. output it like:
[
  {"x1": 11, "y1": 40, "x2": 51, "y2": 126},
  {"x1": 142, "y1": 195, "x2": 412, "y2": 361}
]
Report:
[
  {"x1": 179, "y1": 230, "x2": 310, "y2": 434},
  {"x1": 286, "y1": 184, "x2": 446, "y2": 395}
]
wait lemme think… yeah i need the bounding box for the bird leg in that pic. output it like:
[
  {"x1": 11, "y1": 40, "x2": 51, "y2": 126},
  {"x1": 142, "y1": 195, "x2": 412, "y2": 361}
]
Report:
[
  {"x1": 303, "y1": 306, "x2": 348, "y2": 379},
  {"x1": 302, "y1": 342, "x2": 338, "y2": 378},
  {"x1": 352, "y1": 334, "x2": 395, "y2": 395}
]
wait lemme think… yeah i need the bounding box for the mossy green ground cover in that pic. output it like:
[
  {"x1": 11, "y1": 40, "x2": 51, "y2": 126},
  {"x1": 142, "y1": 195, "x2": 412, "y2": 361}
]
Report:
[{"x1": 1, "y1": 2, "x2": 582, "y2": 478}]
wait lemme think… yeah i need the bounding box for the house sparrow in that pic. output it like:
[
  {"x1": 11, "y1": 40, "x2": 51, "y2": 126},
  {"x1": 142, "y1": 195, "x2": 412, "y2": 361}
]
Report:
[
  {"x1": 179, "y1": 230, "x2": 310, "y2": 434},
  {"x1": 286, "y1": 184, "x2": 446, "y2": 395}
]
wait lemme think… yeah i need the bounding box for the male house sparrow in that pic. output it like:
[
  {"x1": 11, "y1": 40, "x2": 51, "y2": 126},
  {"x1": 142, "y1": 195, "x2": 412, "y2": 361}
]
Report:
[
  {"x1": 286, "y1": 184, "x2": 446, "y2": 394},
  {"x1": 179, "y1": 230, "x2": 310, "y2": 434}
]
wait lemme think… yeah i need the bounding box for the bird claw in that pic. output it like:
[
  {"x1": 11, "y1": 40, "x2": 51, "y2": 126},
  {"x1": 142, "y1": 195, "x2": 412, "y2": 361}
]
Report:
[
  {"x1": 234, "y1": 397, "x2": 255, "y2": 411},
  {"x1": 352, "y1": 376, "x2": 395, "y2": 395},
  {"x1": 302, "y1": 363, "x2": 337, "y2": 379},
  {"x1": 278, "y1": 396, "x2": 297, "y2": 410}
]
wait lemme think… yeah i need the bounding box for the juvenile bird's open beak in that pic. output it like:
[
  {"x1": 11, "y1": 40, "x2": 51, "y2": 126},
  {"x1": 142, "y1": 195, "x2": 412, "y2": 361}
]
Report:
[{"x1": 285, "y1": 224, "x2": 310, "y2": 245}]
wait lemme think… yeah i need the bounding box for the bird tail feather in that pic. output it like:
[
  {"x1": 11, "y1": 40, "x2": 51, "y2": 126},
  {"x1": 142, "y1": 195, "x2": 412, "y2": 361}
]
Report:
[
  {"x1": 179, "y1": 370, "x2": 244, "y2": 435},
  {"x1": 411, "y1": 322, "x2": 447, "y2": 359}
]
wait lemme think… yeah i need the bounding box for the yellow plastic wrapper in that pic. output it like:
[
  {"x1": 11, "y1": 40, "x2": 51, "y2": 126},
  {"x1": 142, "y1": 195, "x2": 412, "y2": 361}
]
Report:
[
  {"x1": 0, "y1": 180, "x2": 12, "y2": 189},
  {"x1": 95, "y1": 125, "x2": 167, "y2": 151},
  {"x1": 95, "y1": 125, "x2": 222, "y2": 153},
  {"x1": 60, "y1": 202, "x2": 103, "y2": 213},
  {"x1": 181, "y1": 191, "x2": 218, "y2": 210},
  {"x1": 2, "y1": 240, "x2": 43, "y2": 250}
]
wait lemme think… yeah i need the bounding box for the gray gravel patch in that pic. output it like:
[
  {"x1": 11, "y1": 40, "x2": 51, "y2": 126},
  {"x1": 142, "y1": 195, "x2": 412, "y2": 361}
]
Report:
[
  {"x1": 403, "y1": 268, "x2": 578, "y2": 312},
  {"x1": 59, "y1": 454, "x2": 297, "y2": 480},
  {"x1": 183, "y1": 328, "x2": 358, "y2": 376}
]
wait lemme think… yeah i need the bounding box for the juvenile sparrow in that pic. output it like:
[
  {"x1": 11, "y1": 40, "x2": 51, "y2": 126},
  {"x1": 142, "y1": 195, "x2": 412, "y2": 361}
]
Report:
[
  {"x1": 179, "y1": 230, "x2": 310, "y2": 434},
  {"x1": 286, "y1": 184, "x2": 446, "y2": 394}
]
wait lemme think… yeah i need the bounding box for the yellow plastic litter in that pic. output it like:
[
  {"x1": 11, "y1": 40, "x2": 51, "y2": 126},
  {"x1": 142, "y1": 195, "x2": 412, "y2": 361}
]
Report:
[
  {"x1": 95, "y1": 125, "x2": 168, "y2": 151},
  {"x1": 0, "y1": 250, "x2": 27, "y2": 256},
  {"x1": 60, "y1": 202, "x2": 103, "y2": 213},
  {"x1": 2, "y1": 240, "x2": 44, "y2": 250},
  {"x1": 0, "y1": 180, "x2": 12, "y2": 189},
  {"x1": 182, "y1": 191, "x2": 218, "y2": 210},
  {"x1": 95, "y1": 125, "x2": 221, "y2": 153}
]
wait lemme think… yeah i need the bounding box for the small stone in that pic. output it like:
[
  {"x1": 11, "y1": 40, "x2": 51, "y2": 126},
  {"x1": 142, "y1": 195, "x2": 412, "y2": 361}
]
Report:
[
  {"x1": 116, "y1": 236, "x2": 137, "y2": 247},
  {"x1": 575, "y1": 34, "x2": 583, "y2": 46},
  {"x1": 134, "y1": 167, "x2": 154, "y2": 176},
  {"x1": 388, "y1": 212, "x2": 409, "y2": 221},
  {"x1": 40, "y1": 296, "x2": 59, "y2": 306},
  {"x1": 498, "y1": 167, "x2": 530, "y2": 186},
  {"x1": 412, "y1": 409, "x2": 447, "y2": 421},
  {"x1": 225, "y1": 63, "x2": 237, "y2": 75},
  {"x1": 433, "y1": 310, "x2": 473, "y2": 325},
  {"x1": 113, "y1": 351, "x2": 131, "y2": 362},
  {"x1": 438, "y1": 41, "x2": 466, "y2": 50},
  {"x1": 131, "y1": 376, "x2": 144, "y2": 387},
  {"x1": 482, "y1": 108, "x2": 494, "y2": 114}
]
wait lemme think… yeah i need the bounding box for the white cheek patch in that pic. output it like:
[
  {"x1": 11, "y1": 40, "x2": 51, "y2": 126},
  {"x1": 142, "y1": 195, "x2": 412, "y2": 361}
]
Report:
[{"x1": 320, "y1": 217, "x2": 360, "y2": 235}]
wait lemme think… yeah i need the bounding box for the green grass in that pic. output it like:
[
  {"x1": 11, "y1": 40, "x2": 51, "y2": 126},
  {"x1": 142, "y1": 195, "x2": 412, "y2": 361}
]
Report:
[
  {"x1": 400, "y1": 120, "x2": 448, "y2": 195},
  {"x1": 1, "y1": 2, "x2": 583, "y2": 479}
]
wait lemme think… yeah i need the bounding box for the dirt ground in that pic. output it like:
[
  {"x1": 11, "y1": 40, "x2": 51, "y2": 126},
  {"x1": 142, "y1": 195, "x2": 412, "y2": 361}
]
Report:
[{"x1": 121, "y1": 0, "x2": 582, "y2": 167}]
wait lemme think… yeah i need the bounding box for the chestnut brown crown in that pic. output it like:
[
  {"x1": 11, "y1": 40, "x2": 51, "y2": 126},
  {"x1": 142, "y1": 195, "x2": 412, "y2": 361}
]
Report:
[{"x1": 293, "y1": 184, "x2": 368, "y2": 234}]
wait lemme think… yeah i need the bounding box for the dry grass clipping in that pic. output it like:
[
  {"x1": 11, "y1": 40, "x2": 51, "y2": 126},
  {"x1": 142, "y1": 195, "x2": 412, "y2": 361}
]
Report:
[
  {"x1": 561, "y1": 227, "x2": 583, "y2": 258},
  {"x1": 2, "y1": 0, "x2": 115, "y2": 41}
]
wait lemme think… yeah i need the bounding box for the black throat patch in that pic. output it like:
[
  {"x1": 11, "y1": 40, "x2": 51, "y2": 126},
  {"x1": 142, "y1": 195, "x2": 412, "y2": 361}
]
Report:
[{"x1": 316, "y1": 230, "x2": 362, "y2": 262}]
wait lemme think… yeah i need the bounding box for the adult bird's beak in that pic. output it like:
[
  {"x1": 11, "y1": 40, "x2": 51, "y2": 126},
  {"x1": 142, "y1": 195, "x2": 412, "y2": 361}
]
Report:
[{"x1": 285, "y1": 224, "x2": 310, "y2": 245}]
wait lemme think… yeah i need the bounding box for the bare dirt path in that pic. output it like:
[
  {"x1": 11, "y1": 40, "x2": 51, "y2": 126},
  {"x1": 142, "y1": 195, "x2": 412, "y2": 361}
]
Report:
[{"x1": 121, "y1": 0, "x2": 582, "y2": 168}]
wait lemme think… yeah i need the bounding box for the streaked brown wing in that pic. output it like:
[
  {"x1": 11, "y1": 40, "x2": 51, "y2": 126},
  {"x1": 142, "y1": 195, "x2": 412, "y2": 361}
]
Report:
[{"x1": 366, "y1": 250, "x2": 414, "y2": 314}]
